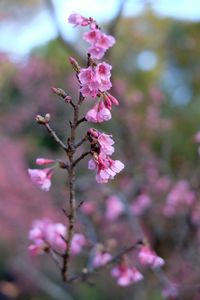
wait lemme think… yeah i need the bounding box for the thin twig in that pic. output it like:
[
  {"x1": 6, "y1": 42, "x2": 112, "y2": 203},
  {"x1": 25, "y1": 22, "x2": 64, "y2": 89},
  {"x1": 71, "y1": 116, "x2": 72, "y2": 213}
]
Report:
[
  {"x1": 68, "y1": 240, "x2": 143, "y2": 283},
  {"x1": 72, "y1": 151, "x2": 91, "y2": 168},
  {"x1": 44, "y1": 123, "x2": 67, "y2": 151}
]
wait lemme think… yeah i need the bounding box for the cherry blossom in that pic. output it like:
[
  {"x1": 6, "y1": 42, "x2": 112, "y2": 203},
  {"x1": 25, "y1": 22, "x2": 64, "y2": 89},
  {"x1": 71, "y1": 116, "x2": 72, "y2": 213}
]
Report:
[
  {"x1": 111, "y1": 263, "x2": 143, "y2": 286},
  {"x1": 28, "y1": 168, "x2": 53, "y2": 192},
  {"x1": 138, "y1": 246, "x2": 165, "y2": 269},
  {"x1": 85, "y1": 101, "x2": 111, "y2": 123},
  {"x1": 92, "y1": 247, "x2": 112, "y2": 267},
  {"x1": 105, "y1": 195, "x2": 124, "y2": 220}
]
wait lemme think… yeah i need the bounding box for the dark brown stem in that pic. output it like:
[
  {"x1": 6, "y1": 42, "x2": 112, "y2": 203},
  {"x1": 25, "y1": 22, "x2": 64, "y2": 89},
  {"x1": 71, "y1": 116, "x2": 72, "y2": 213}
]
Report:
[{"x1": 72, "y1": 151, "x2": 91, "y2": 168}]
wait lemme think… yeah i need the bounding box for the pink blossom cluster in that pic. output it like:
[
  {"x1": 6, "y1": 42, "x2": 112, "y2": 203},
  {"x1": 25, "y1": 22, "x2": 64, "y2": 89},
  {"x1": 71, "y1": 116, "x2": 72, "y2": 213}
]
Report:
[
  {"x1": 28, "y1": 219, "x2": 86, "y2": 256},
  {"x1": 88, "y1": 129, "x2": 124, "y2": 183},
  {"x1": 68, "y1": 13, "x2": 118, "y2": 124},
  {"x1": 111, "y1": 262, "x2": 143, "y2": 286},
  {"x1": 28, "y1": 158, "x2": 55, "y2": 192},
  {"x1": 68, "y1": 13, "x2": 115, "y2": 59},
  {"x1": 163, "y1": 180, "x2": 195, "y2": 217},
  {"x1": 138, "y1": 245, "x2": 165, "y2": 269}
]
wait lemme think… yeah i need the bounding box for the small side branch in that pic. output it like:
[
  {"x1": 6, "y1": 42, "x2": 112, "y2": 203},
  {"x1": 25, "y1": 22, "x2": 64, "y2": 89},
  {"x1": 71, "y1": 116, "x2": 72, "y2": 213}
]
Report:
[
  {"x1": 45, "y1": 123, "x2": 68, "y2": 151},
  {"x1": 72, "y1": 151, "x2": 91, "y2": 168},
  {"x1": 69, "y1": 240, "x2": 143, "y2": 283}
]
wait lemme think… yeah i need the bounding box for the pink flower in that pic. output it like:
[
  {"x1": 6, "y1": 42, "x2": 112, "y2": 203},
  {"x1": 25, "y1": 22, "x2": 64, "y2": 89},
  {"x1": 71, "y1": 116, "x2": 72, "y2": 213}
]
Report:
[
  {"x1": 83, "y1": 29, "x2": 115, "y2": 59},
  {"x1": 163, "y1": 180, "x2": 195, "y2": 217},
  {"x1": 98, "y1": 132, "x2": 115, "y2": 155},
  {"x1": 93, "y1": 250, "x2": 112, "y2": 267},
  {"x1": 79, "y1": 63, "x2": 112, "y2": 97},
  {"x1": 71, "y1": 233, "x2": 86, "y2": 255},
  {"x1": 85, "y1": 102, "x2": 111, "y2": 123},
  {"x1": 131, "y1": 193, "x2": 152, "y2": 216},
  {"x1": 28, "y1": 219, "x2": 86, "y2": 256},
  {"x1": 90, "y1": 154, "x2": 124, "y2": 184},
  {"x1": 105, "y1": 195, "x2": 124, "y2": 220},
  {"x1": 194, "y1": 130, "x2": 200, "y2": 143},
  {"x1": 111, "y1": 264, "x2": 143, "y2": 286},
  {"x1": 46, "y1": 223, "x2": 67, "y2": 254},
  {"x1": 138, "y1": 246, "x2": 165, "y2": 269},
  {"x1": 68, "y1": 13, "x2": 89, "y2": 27},
  {"x1": 36, "y1": 158, "x2": 54, "y2": 166},
  {"x1": 28, "y1": 168, "x2": 53, "y2": 192}
]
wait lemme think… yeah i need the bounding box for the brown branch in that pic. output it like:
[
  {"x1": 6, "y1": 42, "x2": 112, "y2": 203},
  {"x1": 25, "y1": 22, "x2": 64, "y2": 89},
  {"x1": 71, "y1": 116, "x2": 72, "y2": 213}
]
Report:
[
  {"x1": 72, "y1": 151, "x2": 91, "y2": 168},
  {"x1": 68, "y1": 240, "x2": 143, "y2": 283},
  {"x1": 44, "y1": 123, "x2": 68, "y2": 151}
]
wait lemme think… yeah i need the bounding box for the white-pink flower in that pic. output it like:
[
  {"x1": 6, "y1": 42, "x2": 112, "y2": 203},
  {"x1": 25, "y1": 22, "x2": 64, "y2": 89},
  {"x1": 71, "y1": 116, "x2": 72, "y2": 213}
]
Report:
[
  {"x1": 98, "y1": 133, "x2": 115, "y2": 155},
  {"x1": 89, "y1": 154, "x2": 124, "y2": 184},
  {"x1": 71, "y1": 233, "x2": 86, "y2": 255},
  {"x1": 138, "y1": 246, "x2": 165, "y2": 269},
  {"x1": 93, "y1": 249, "x2": 112, "y2": 267},
  {"x1": 131, "y1": 193, "x2": 152, "y2": 216},
  {"x1": 83, "y1": 29, "x2": 115, "y2": 59},
  {"x1": 68, "y1": 13, "x2": 89, "y2": 27},
  {"x1": 105, "y1": 195, "x2": 124, "y2": 220},
  {"x1": 111, "y1": 264, "x2": 143, "y2": 286},
  {"x1": 28, "y1": 168, "x2": 53, "y2": 192},
  {"x1": 85, "y1": 102, "x2": 111, "y2": 123}
]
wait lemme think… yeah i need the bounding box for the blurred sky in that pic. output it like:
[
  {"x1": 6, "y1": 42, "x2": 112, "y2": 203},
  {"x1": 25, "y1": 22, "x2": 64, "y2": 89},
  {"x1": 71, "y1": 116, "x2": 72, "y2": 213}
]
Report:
[{"x1": 0, "y1": 0, "x2": 200, "y2": 58}]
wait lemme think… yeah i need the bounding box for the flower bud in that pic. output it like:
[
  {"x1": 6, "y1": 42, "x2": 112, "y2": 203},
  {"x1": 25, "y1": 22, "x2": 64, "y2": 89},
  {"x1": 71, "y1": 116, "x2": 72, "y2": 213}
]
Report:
[{"x1": 69, "y1": 57, "x2": 80, "y2": 73}]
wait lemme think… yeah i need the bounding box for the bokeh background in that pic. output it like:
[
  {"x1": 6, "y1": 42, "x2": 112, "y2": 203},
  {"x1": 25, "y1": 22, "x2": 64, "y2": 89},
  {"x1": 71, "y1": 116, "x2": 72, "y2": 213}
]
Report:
[{"x1": 1, "y1": 0, "x2": 200, "y2": 299}]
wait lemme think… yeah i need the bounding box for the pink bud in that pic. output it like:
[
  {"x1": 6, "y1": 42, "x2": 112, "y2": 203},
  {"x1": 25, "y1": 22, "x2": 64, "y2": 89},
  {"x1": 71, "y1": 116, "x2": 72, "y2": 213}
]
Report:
[{"x1": 36, "y1": 158, "x2": 54, "y2": 166}]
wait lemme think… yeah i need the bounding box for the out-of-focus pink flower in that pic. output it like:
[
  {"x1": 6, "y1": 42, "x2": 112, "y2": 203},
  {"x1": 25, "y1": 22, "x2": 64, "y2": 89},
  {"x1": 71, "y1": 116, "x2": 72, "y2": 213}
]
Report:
[
  {"x1": 28, "y1": 219, "x2": 86, "y2": 256},
  {"x1": 68, "y1": 13, "x2": 89, "y2": 27},
  {"x1": 71, "y1": 233, "x2": 86, "y2": 255},
  {"x1": 163, "y1": 180, "x2": 195, "y2": 217},
  {"x1": 105, "y1": 195, "x2": 124, "y2": 220},
  {"x1": 138, "y1": 246, "x2": 165, "y2": 269},
  {"x1": 111, "y1": 263, "x2": 143, "y2": 286},
  {"x1": 93, "y1": 249, "x2": 112, "y2": 267},
  {"x1": 46, "y1": 222, "x2": 67, "y2": 254},
  {"x1": 131, "y1": 193, "x2": 152, "y2": 216},
  {"x1": 28, "y1": 168, "x2": 53, "y2": 192},
  {"x1": 85, "y1": 102, "x2": 111, "y2": 123},
  {"x1": 162, "y1": 282, "x2": 179, "y2": 299},
  {"x1": 36, "y1": 158, "x2": 54, "y2": 166},
  {"x1": 81, "y1": 201, "x2": 96, "y2": 215},
  {"x1": 194, "y1": 130, "x2": 200, "y2": 143}
]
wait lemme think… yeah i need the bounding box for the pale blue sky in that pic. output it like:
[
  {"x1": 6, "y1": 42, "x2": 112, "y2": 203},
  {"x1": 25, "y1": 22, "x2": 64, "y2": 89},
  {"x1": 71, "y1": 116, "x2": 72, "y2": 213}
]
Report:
[{"x1": 0, "y1": 0, "x2": 200, "y2": 58}]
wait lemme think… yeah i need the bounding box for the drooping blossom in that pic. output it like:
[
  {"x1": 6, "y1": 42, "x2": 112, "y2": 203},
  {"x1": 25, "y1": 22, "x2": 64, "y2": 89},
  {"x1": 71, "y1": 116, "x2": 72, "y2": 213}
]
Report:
[
  {"x1": 85, "y1": 101, "x2": 111, "y2": 123},
  {"x1": 103, "y1": 93, "x2": 119, "y2": 110},
  {"x1": 105, "y1": 195, "x2": 124, "y2": 220},
  {"x1": 163, "y1": 180, "x2": 195, "y2": 217},
  {"x1": 131, "y1": 193, "x2": 152, "y2": 216},
  {"x1": 97, "y1": 132, "x2": 115, "y2": 155},
  {"x1": 92, "y1": 246, "x2": 112, "y2": 267},
  {"x1": 138, "y1": 246, "x2": 165, "y2": 269},
  {"x1": 28, "y1": 168, "x2": 53, "y2": 192},
  {"x1": 28, "y1": 219, "x2": 86, "y2": 256},
  {"x1": 111, "y1": 263, "x2": 143, "y2": 286},
  {"x1": 88, "y1": 154, "x2": 124, "y2": 184}
]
